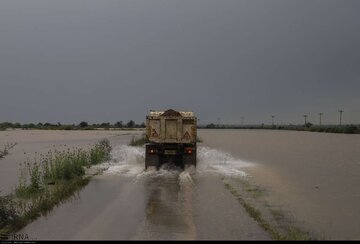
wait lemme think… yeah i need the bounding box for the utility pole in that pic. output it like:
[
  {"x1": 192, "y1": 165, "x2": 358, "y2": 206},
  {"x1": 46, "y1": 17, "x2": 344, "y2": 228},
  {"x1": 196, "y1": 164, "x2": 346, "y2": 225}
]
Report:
[
  {"x1": 303, "y1": 115, "x2": 308, "y2": 125},
  {"x1": 319, "y1": 113, "x2": 323, "y2": 126},
  {"x1": 338, "y1": 110, "x2": 344, "y2": 126},
  {"x1": 271, "y1": 115, "x2": 275, "y2": 126},
  {"x1": 241, "y1": 116, "x2": 244, "y2": 126},
  {"x1": 217, "y1": 117, "x2": 220, "y2": 128}
]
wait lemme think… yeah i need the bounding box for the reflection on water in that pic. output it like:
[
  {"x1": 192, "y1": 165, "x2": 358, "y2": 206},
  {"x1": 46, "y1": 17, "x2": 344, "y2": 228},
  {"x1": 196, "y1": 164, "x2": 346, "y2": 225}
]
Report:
[
  {"x1": 142, "y1": 167, "x2": 197, "y2": 240},
  {"x1": 101, "y1": 145, "x2": 254, "y2": 239},
  {"x1": 77, "y1": 145, "x2": 254, "y2": 240}
]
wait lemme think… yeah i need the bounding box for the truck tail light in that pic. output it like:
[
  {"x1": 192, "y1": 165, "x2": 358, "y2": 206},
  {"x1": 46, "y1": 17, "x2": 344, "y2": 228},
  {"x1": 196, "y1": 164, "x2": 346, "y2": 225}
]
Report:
[{"x1": 185, "y1": 148, "x2": 193, "y2": 154}]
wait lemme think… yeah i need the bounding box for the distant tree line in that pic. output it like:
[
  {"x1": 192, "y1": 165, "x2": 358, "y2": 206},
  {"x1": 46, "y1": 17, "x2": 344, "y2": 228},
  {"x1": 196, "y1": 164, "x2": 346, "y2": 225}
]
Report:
[
  {"x1": 2, "y1": 120, "x2": 359, "y2": 134},
  {"x1": 200, "y1": 123, "x2": 360, "y2": 134},
  {"x1": 0, "y1": 120, "x2": 145, "y2": 131}
]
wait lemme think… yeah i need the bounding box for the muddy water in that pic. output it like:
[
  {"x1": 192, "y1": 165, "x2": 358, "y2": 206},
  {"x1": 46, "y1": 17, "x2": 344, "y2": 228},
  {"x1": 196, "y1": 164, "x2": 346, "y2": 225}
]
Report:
[
  {"x1": 198, "y1": 129, "x2": 360, "y2": 240},
  {"x1": 0, "y1": 130, "x2": 142, "y2": 194},
  {"x1": 19, "y1": 143, "x2": 268, "y2": 240},
  {"x1": 4, "y1": 129, "x2": 359, "y2": 239}
]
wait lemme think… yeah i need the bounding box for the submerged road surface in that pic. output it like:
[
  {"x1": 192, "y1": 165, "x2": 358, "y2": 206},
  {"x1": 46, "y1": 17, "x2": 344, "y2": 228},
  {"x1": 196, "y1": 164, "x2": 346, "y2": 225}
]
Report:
[
  {"x1": 20, "y1": 145, "x2": 269, "y2": 240},
  {"x1": 7, "y1": 129, "x2": 360, "y2": 240}
]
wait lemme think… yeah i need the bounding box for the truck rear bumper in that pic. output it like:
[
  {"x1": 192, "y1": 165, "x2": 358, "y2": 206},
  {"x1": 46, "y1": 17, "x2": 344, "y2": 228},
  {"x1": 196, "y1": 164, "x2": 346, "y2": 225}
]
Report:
[{"x1": 145, "y1": 143, "x2": 196, "y2": 169}]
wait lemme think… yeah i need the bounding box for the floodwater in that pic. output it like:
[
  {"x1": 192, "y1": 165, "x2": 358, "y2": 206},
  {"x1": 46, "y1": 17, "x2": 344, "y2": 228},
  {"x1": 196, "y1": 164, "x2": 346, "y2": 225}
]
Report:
[
  {"x1": 198, "y1": 129, "x2": 360, "y2": 240},
  {"x1": 2, "y1": 129, "x2": 360, "y2": 240},
  {"x1": 0, "y1": 129, "x2": 141, "y2": 194},
  {"x1": 16, "y1": 139, "x2": 268, "y2": 240}
]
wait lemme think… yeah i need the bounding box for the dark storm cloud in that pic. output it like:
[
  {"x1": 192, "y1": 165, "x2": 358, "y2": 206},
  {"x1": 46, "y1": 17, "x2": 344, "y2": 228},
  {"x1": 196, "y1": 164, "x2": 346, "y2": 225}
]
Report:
[{"x1": 0, "y1": 0, "x2": 359, "y2": 125}]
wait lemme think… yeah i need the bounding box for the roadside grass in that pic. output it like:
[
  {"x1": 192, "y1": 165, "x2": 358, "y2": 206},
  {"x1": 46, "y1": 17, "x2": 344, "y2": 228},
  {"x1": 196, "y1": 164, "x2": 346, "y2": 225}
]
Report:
[
  {"x1": 0, "y1": 143, "x2": 17, "y2": 160},
  {"x1": 224, "y1": 182, "x2": 313, "y2": 240},
  {"x1": 129, "y1": 134, "x2": 149, "y2": 147},
  {"x1": 240, "y1": 180, "x2": 265, "y2": 199},
  {"x1": 0, "y1": 139, "x2": 111, "y2": 238}
]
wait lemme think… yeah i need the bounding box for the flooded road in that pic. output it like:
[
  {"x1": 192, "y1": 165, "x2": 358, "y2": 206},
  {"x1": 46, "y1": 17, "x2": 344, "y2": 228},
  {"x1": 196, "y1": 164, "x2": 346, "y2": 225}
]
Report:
[
  {"x1": 2, "y1": 129, "x2": 360, "y2": 239},
  {"x1": 19, "y1": 144, "x2": 268, "y2": 240}
]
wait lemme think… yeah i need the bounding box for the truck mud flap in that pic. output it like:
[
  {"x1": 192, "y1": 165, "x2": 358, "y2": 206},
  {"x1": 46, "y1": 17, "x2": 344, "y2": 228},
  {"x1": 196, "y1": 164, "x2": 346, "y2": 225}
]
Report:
[
  {"x1": 145, "y1": 154, "x2": 160, "y2": 169},
  {"x1": 183, "y1": 151, "x2": 197, "y2": 167},
  {"x1": 145, "y1": 144, "x2": 160, "y2": 169}
]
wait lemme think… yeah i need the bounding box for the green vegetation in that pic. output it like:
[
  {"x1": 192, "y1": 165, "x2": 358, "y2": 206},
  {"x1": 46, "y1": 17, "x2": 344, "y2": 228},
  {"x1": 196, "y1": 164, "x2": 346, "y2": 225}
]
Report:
[
  {"x1": 0, "y1": 139, "x2": 112, "y2": 238},
  {"x1": 1, "y1": 119, "x2": 359, "y2": 134},
  {"x1": 129, "y1": 134, "x2": 149, "y2": 147},
  {"x1": 224, "y1": 182, "x2": 313, "y2": 240},
  {"x1": 0, "y1": 121, "x2": 146, "y2": 131},
  {"x1": 202, "y1": 124, "x2": 360, "y2": 134},
  {"x1": 0, "y1": 143, "x2": 17, "y2": 160},
  {"x1": 196, "y1": 136, "x2": 203, "y2": 143},
  {"x1": 241, "y1": 181, "x2": 265, "y2": 199},
  {"x1": 0, "y1": 194, "x2": 17, "y2": 231}
]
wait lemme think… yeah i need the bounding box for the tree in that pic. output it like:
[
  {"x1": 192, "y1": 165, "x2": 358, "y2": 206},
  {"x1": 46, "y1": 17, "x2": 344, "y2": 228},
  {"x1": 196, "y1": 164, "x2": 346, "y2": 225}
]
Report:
[
  {"x1": 100, "y1": 122, "x2": 110, "y2": 128},
  {"x1": 79, "y1": 121, "x2": 88, "y2": 128},
  {"x1": 115, "y1": 121, "x2": 123, "y2": 128},
  {"x1": 205, "y1": 123, "x2": 216, "y2": 128},
  {"x1": 44, "y1": 122, "x2": 52, "y2": 127},
  {"x1": 28, "y1": 123, "x2": 36, "y2": 129},
  {"x1": 14, "y1": 123, "x2": 21, "y2": 128},
  {"x1": 305, "y1": 122, "x2": 313, "y2": 128},
  {"x1": 126, "y1": 120, "x2": 135, "y2": 128}
]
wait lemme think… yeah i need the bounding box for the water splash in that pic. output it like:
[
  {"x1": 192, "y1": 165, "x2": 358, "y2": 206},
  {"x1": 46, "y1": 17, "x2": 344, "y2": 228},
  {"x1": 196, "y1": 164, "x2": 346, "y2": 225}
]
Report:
[
  {"x1": 179, "y1": 171, "x2": 195, "y2": 186},
  {"x1": 197, "y1": 147, "x2": 254, "y2": 177},
  {"x1": 136, "y1": 166, "x2": 180, "y2": 180},
  {"x1": 103, "y1": 145, "x2": 253, "y2": 179},
  {"x1": 103, "y1": 145, "x2": 145, "y2": 177}
]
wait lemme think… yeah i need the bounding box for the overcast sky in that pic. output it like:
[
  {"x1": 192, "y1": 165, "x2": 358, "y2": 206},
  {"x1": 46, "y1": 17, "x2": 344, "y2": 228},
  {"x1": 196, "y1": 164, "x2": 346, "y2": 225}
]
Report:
[{"x1": 0, "y1": 0, "x2": 359, "y2": 125}]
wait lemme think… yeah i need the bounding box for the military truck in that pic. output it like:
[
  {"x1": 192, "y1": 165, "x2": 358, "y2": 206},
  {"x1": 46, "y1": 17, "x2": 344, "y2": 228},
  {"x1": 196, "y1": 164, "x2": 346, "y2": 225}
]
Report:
[{"x1": 145, "y1": 109, "x2": 197, "y2": 169}]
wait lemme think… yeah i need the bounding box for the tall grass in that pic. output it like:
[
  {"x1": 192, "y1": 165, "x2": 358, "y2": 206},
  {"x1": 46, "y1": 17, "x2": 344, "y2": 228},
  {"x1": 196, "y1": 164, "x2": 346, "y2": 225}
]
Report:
[
  {"x1": 129, "y1": 134, "x2": 149, "y2": 147},
  {"x1": 0, "y1": 193, "x2": 18, "y2": 231},
  {"x1": 0, "y1": 139, "x2": 112, "y2": 238},
  {"x1": 0, "y1": 143, "x2": 17, "y2": 160}
]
